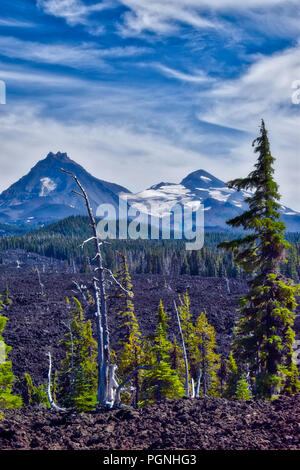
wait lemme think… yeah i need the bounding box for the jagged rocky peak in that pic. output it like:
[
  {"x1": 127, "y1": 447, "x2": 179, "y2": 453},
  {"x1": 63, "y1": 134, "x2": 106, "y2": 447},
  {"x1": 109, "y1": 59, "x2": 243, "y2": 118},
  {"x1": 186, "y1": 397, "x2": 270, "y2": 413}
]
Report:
[
  {"x1": 44, "y1": 151, "x2": 70, "y2": 163},
  {"x1": 0, "y1": 151, "x2": 130, "y2": 225}
]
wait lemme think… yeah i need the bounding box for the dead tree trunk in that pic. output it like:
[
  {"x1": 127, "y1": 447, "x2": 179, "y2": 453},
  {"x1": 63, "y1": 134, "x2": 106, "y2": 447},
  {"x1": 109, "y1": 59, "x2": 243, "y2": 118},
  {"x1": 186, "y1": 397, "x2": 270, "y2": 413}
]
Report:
[
  {"x1": 195, "y1": 369, "x2": 202, "y2": 398},
  {"x1": 35, "y1": 267, "x2": 45, "y2": 295},
  {"x1": 47, "y1": 352, "x2": 66, "y2": 412},
  {"x1": 224, "y1": 277, "x2": 231, "y2": 294},
  {"x1": 61, "y1": 168, "x2": 111, "y2": 406},
  {"x1": 93, "y1": 278, "x2": 104, "y2": 403},
  {"x1": 174, "y1": 301, "x2": 190, "y2": 397}
]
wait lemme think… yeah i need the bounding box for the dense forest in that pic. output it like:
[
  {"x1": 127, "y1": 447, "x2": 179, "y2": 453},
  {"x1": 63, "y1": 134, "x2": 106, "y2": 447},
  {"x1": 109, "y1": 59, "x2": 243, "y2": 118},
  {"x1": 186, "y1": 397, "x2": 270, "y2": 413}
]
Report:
[{"x1": 0, "y1": 215, "x2": 299, "y2": 280}]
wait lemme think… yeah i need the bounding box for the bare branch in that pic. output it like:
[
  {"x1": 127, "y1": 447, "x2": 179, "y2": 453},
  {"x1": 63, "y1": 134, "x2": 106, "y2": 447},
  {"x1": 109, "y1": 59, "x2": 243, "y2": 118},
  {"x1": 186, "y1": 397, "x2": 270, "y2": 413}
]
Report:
[
  {"x1": 71, "y1": 281, "x2": 87, "y2": 304},
  {"x1": 71, "y1": 190, "x2": 85, "y2": 199},
  {"x1": 115, "y1": 366, "x2": 150, "y2": 406},
  {"x1": 103, "y1": 267, "x2": 134, "y2": 297},
  {"x1": 79, "y1": 236, "x2": 100, "y2": 249}
]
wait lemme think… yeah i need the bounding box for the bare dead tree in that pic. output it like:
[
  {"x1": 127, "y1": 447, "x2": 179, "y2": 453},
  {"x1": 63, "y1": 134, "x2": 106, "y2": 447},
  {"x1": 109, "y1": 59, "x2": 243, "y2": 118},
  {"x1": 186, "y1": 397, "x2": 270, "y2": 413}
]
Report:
[
  {"x1": 114, "y1": 365, "x2": 150, "y2": 406},
  {"x1": 47, "y1": 352, "x2": 66, "y2": 412},
  {"x1": 224, "y1": 277, "x2": 231, "y2": 294},
  {"x1": 71, "y1": 280, "x2": 88, "y2": 305},
  {"x1": 34, "y1": 266, "x2": 45, "y2": 295},
  {"x1": 60, "y1": 168, "x2": 118, "y2": 406},
  {"x1": 93, "y1": 277, "x2": 104, "y2": 403},
  {"x1": 195, "y1": 369, "x2": 202, "y2": 398},
  {"x1": 190, "y1": 378, "x2": 195, "y2": 398},
  {"x1": 174, "y1": 300, "x2": 190, "y2": 397},
  {"x1": 201, "y1": 335, "x2": 208, "y2": 397}
]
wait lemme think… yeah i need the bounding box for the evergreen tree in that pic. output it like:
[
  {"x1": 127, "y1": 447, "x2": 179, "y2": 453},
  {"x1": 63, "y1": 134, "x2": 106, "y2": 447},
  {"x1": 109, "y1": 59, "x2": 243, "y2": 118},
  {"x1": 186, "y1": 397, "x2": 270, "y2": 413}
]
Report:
[
  {"x1": 23, "y1": 373, "x2": 49, "y2": 407},
  {"x1": 224, "y1": 352, "x2": 239, "y2": 399},
  {"x1": 58, "y1": 297, "x2": 98, "y2": 411},
  {"x1": 3, "y1": 284, "x2": 12, "y2": 306},
  {"x1": 177, "y1": 293, "x2": 220, "y2": 396},
  {"x1": 115, "y1": 252, "x2": 144, "y2": 407},
  {"x1": 219, "y1": 120, "x2": 300, "y2": 399},
  {"x1": 235, "y1": 376, "x2": 253, "y2": 401},
  {"x1": 0, "y1": 297, "x2": 22, "y2": 418},
  {"x1": 141, "y1": 301, "x2": 184, "y2": 405},
  {"x1": 169, "y1": 336, "x2": 187, "y2": 386},
  {"x1": 193, "y1": 312, "x2": 220, "y2": 396}
]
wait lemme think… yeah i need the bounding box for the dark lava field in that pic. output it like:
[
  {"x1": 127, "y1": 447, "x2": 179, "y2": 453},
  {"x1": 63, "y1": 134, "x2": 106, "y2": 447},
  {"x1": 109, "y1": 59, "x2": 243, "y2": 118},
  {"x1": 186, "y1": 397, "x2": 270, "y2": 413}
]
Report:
[{"x1": 0, "y1": 250, "x2": 299, "y2": 451}]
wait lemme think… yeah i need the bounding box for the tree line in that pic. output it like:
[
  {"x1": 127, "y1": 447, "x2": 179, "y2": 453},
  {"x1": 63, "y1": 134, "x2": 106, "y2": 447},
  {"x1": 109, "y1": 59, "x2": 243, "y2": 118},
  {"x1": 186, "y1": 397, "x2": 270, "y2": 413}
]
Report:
[{"x1": 0, "y1": 222, "x2": 299, "y2": 281}]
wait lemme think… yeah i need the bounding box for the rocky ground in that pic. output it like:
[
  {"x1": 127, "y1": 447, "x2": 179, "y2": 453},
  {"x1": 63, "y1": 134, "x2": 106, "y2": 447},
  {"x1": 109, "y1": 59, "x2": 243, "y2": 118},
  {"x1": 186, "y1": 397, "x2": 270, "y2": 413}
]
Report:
[
  {"x1": 0, "y1": 256, "x2": 251, "y2": 389},
  {"x1": 0, "y1": 394, "x2": 299, "y2": 450},
  {"x1": 0, "y1": 250, "x2": 299, "y2": 451}
]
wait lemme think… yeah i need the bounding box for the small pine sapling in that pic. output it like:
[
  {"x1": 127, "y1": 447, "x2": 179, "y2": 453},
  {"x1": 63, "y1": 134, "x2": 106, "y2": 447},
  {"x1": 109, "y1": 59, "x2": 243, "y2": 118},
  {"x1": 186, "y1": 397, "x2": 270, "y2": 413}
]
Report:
[
  {"x1": 58, "y1": 297, "x2": 98, "y2": 412},
  {"x1": 0, "y1": 296, "x2": 22, "y2": 418},
  {"x1": 23, "y1": 373, "x2": 49, "y2": 407},
  {"x1": 140, "y1": 301, "x2": 184, "y2": 405},
  {"x1": 235, "y1": 375, "x2": 253, "y2": 401},
  {"x1": 3, "y1": 284, "x2": 12, "y2": 306}
]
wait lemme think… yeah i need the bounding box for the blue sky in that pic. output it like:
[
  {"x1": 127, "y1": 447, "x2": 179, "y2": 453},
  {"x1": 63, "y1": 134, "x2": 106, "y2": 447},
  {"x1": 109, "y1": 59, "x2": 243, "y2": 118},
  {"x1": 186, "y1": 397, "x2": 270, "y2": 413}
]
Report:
[{"x1": 0, "y1": 0, "x2": 299, "y2": 208}]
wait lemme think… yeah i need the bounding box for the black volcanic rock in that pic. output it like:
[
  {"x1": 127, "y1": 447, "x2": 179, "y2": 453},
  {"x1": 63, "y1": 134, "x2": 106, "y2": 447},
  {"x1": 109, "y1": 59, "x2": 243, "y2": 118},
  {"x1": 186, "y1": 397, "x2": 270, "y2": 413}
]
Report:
[{"x1": 0, "y1": 152, "x2": 130, "y2": 225}]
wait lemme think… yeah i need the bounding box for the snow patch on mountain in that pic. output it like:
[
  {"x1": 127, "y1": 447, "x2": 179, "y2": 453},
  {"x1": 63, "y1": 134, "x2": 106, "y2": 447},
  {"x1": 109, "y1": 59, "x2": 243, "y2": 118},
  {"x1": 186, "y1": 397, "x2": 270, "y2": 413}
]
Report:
[
  {"x1": 123, "y1": 169, "x2": 300, "y2": 231},
  {"x1": 39, "y1": 177, "x2": 57, "y2": 197},
  {"x1": 200, "y1": 176, "x2": 211, "y2": 182}
]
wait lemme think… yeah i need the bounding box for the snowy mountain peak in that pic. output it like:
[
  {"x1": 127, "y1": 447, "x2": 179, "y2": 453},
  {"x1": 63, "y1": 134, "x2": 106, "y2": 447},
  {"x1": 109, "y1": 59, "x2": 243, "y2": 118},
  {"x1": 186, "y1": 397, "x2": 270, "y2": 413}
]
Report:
[
  {"x1": 0, "y1": 152, "x2": 130, "y2": 225},
  {"x1": 124, "y1": 169, "x2": 300, "y2": 232},
  {"x1": 181, "y1": 169, "x2": 226, "y2": 189}
]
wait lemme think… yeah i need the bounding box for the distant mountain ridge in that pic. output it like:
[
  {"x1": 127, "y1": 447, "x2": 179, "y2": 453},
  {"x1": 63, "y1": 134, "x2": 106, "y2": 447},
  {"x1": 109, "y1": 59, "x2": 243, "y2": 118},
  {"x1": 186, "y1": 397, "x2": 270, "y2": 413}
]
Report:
[
  {"x1": 0, "y1": 153, "x2": 299, "y2": 232},
  {"x1": 123, "y1": 169, "x2": 300, "y2": 232},
  {"x1": 0, "y1": 152, "x2": 130, "y2": 225}
]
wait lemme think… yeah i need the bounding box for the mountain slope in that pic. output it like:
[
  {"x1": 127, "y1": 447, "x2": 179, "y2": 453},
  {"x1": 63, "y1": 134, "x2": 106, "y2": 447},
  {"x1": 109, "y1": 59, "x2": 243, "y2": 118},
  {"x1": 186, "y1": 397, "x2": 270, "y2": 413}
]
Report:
[
  {"x1": 123, "y1": 169, "x2": 300, "y2": 232},
  {"x1": 0, "y1": 152, "x2": 130, "y2": 225}
]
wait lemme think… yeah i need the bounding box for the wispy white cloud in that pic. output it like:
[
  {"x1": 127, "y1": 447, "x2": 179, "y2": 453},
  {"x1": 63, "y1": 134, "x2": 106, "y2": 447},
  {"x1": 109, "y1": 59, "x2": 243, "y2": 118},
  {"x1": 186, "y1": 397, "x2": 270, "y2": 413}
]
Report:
[
  {"x1": 154, "y1": 63, "x2": 214, "y2": 84},
  {"x1": 37, "y1": 0, "x2": 115, "y2": 25},
  {"x1": 118, "y1": 0, "x2": 216, "y2": 36},
  {"x1": 0, "y1": 18, "x2": 34, "y2": 28},
  {"x1": 198, "y1": 43, "x2": 300, "y2": 209},
  {"x1": 0, "y1": 36, "x2": 151, "y2": 69},
  {"x1": 118, "y1": 0, "x2": 298, "y2": 36},
  {"x1": 37, "y1": 0, "x2": 118, "y2": 35},
  {"x1": 0, "y1": 103, "x2": 210, "y2": 195},
  {"x1": 37, "y1": 0, "x2": 300, "y2": 40},
  {"x1": 1, "y1": 0, "x2": 298, "y2": 213},
  {"x1": 202, "y1": 44, "x2": 300, "y2": 129},
  {"x1": 0, "y1": 62, "x2": 86, "y2": 88}
]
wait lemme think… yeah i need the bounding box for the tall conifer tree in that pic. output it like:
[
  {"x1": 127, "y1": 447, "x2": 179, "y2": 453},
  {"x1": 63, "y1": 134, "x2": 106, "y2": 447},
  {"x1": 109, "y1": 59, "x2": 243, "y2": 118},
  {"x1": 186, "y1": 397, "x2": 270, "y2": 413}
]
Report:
[{"x1": 219, "y1": 120, "x2": 300, "y2": 398}]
